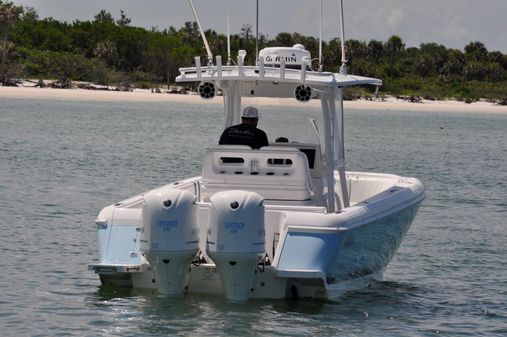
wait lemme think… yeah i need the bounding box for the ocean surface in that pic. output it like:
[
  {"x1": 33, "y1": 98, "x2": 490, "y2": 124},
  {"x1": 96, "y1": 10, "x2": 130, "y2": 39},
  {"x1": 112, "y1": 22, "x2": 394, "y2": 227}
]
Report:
[{"x1": 0, "y1": 97, "x2": 506, "y2": 336}]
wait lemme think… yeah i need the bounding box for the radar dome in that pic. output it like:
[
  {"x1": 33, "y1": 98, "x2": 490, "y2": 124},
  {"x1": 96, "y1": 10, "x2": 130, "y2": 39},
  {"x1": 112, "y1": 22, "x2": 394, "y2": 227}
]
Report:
[{"x1": 259, "y1": 45, "x2": 311, "y2": 68}]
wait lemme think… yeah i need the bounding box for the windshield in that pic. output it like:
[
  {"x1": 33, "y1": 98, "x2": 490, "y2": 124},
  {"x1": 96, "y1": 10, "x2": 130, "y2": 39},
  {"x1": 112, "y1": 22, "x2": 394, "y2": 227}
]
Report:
[{"x1": 249, "y1": 103, "x2": 323, "y2": 146}]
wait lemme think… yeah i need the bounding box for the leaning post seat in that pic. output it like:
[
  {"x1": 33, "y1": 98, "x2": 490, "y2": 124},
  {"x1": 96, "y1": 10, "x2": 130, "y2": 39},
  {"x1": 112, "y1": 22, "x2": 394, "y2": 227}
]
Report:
[{"x1": 201, "y1": 145, "x2": 314, "y2": 202}]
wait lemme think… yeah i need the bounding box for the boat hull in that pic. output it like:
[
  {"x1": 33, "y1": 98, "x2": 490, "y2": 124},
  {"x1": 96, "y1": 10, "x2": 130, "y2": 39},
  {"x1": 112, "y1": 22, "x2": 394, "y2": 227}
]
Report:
[
  {"x1": 88, "y1": 172, "x2": 424, "y2": 299},
  {"x1": 329, "y1": 201, "x2": 421, "y2": 284}
]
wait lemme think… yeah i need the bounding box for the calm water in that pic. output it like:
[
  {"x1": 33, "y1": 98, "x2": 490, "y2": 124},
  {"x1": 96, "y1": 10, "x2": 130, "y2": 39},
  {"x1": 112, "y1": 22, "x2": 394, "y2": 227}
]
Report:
[{"x1": 0, "y1": 97, "x2": 506, "y2": 336}]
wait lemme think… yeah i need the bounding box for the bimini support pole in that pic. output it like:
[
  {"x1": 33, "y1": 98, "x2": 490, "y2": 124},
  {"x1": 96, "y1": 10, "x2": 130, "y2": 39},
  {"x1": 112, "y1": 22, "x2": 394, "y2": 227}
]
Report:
[
  {"x1": 333, "y1": 88, "x2": 350, "y2": 208},
  {"x1": 220, "y1": 80, "x2": 242, "y2": 128},
  {"x1": 188, "y1": 0, "x2": 213, "y2": 64},
  {"x1": 320, "y1": 92, "x2": 339, "y2": 213}
]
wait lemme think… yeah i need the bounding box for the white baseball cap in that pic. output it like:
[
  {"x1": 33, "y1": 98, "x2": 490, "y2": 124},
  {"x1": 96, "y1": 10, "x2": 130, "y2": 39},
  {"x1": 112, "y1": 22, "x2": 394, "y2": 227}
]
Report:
[{"x1": 241, "y1": 106, "x2": 259, "y2": 119}]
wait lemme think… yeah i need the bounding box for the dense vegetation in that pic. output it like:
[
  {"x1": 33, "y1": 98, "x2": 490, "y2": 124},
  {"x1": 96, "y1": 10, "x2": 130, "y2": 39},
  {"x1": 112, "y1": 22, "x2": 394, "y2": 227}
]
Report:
[{"x1": 1, "y1": 1, "x2": 506, "y2": 102}]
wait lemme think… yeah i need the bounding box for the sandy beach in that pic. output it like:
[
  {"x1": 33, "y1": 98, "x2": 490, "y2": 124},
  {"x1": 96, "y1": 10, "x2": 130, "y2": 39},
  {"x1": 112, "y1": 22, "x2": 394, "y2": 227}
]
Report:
[{"x1": 1, "y1": 86, "x2": 506, "y2": 113}]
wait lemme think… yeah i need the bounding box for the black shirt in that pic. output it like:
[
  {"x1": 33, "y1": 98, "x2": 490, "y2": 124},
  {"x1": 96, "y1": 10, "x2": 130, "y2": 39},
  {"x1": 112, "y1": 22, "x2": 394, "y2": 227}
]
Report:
[{"x1": 219, "y1": 123, "x2": 269, "y2": 149}]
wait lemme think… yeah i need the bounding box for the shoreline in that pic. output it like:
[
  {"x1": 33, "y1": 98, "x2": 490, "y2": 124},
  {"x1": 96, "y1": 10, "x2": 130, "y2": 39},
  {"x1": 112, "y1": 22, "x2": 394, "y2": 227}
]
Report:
[{"x1": 1, "y1": 86, "x2": 507, "y2": 113}]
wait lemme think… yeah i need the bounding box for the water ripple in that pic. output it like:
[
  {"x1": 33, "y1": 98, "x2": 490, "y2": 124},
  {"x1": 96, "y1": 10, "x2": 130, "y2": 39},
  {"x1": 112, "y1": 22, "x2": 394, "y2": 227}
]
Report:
[{"x1": 1, "y1": 99, "x2": 507, "y2": 336}]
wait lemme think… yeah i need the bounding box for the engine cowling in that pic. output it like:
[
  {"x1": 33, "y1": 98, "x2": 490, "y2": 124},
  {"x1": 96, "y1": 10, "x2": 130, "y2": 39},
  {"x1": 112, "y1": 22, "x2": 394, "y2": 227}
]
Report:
[
  {"x1": 140, "y1": 187, "x2": 199, "y2": 295},
  {"x1": 207, "y1": 190, "x2": 265, "y2": 300}
]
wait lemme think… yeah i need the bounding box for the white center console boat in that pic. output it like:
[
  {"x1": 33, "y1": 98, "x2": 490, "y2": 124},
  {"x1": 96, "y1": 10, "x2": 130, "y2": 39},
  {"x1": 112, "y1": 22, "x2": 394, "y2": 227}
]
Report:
[{"x1": 88, "y1": 1, "x2": 425, "y2": 301}]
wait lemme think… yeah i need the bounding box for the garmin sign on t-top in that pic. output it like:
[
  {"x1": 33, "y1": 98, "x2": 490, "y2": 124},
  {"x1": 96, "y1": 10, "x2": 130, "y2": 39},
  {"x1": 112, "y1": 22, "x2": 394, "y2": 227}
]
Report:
[{"x1": 259, "y1": 44, "x2": 311, "y2": 68}]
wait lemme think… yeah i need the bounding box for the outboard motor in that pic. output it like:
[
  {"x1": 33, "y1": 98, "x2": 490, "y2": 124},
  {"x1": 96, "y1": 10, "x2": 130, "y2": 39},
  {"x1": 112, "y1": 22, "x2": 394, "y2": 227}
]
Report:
[
  {"x1": 140, "y1": 187, "x2": 199, "y2": 295},
  {"x1": 207, "y1": 190, "x2": 265, "y2": 301}
]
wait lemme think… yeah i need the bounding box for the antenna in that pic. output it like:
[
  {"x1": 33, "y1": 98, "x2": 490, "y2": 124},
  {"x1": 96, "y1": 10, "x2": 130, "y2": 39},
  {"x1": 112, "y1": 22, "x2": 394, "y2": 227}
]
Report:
[
  {"x1": 188, "y1": 0, "x2": 213, "y2": 64},
  {"x1": 255, "y1": 0, "x2": 259, "y2": 64},
  {"x1": 318, "y1": 0, "x2": 323, "y2": 71},
  {"x1": 338, "y1": 0, "x2": 347, "y2": 75},
  {"x1": 226, "y1": 0, "x2": 231, "y2": 65}
]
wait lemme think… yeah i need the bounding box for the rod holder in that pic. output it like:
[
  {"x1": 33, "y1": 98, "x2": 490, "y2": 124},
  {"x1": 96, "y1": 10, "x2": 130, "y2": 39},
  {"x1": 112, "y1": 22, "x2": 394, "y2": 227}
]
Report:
[
  {"x1": 195, "y1": 57, "x2": 201, "y2": 80},
  {"x1": 216, "y1": 56, "x2": 222, "y2": 79}
]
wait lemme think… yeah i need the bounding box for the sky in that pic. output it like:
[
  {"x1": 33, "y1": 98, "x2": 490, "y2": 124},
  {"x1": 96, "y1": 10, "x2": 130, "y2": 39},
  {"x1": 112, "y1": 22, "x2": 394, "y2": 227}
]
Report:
[{"x1": 10, "y1": 0, "x2": 507, "y2": 53}]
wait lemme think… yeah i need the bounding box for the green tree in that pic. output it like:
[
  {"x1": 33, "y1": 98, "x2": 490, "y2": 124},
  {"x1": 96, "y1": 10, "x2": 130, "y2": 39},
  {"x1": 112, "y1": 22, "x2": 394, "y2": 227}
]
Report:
[
  {"x1": 322, "y1": 38, "x2": 342, "y2": 72},
  {"x1": 93, "y1": 40, "x2": 117, "y2": 66},
  {"x1": 415, "y1": 43, "x2": 448, "y2": 77},
  {"x1": 464, "y1": 41, "x2": 488, "y2": 62},
  {"x1": 272, "y1": 32, "x2": 293, "y2": 47},
  {"x1": 94, "y1": 10, "x2": 114, "y2": 25},
  {"x1": 116, "y1": 10, "x2": 131, "y2": 27},
  {"x1": 180, "y1": 21, "x2": 200, "y2": 46},
  {"x1": 440, "y1": 49, "x2": 465, "y2": 82},
  {"x1": 2, "y1": 8, "x2": 506, "y2": 100},
  {"x1": 21, "y1": 6, "x2": 37, "y2": 22},
  {"x1": 384, "y1": 35, "x2": 405, "y2": 64},
  {"x1": 465, "y1": 61, "x2": 504, "y2": 82},
  {"x1": 347, "y1": 39, "x2": 368, "y2": 60},
  {"x1": 0, "y1": 0, "x2": 23, "y2": 83},
  {"x1": 240, "y1": 24, "x2": 253, "y2": 40},
  {"x1": 367, "y1": 39, "x2": 383, "y2": 63}
]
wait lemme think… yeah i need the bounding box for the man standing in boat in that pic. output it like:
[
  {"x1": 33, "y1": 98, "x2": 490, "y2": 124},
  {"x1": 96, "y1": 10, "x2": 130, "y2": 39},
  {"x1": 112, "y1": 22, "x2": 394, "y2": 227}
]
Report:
[{"x1": 219, "y1": 106, "x2": 269, "y2": 149}]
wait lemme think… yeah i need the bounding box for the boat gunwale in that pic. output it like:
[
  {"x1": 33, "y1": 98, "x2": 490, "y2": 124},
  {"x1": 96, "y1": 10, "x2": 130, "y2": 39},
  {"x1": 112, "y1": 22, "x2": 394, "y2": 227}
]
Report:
[{"x1": 105, "y1": 171, "x2": 425, "y2": 227}]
